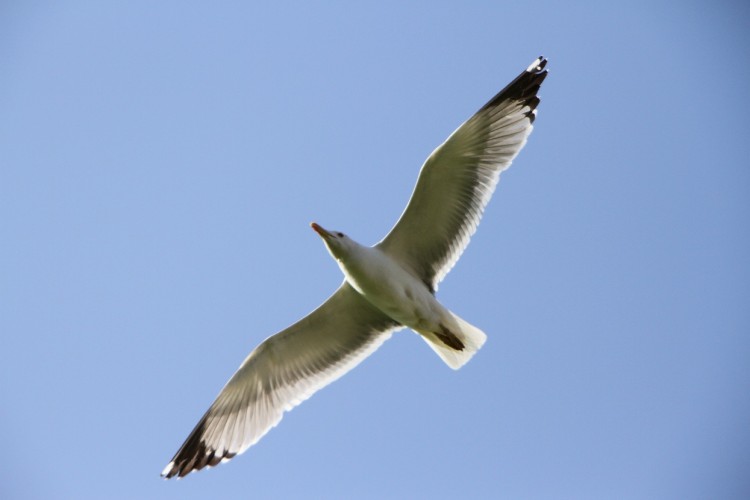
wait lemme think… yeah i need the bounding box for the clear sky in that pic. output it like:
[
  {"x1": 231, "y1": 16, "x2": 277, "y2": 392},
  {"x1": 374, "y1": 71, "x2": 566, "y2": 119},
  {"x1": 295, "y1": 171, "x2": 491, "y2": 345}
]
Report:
[{"x1": 1, "y1": 2, "x2": 748, "y2": 499}]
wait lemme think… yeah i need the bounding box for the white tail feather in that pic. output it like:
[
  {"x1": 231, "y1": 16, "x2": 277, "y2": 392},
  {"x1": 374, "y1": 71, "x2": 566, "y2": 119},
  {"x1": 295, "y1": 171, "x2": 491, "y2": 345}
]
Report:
[{"x1": 416, "y1": 311, "x2": 487, "y2": 370}]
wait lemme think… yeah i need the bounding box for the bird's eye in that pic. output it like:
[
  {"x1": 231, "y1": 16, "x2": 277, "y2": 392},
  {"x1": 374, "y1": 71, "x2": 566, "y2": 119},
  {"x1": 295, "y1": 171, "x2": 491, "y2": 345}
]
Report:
[{"x1": 337, "y1": 232, "x2": 344, "y2": 238}]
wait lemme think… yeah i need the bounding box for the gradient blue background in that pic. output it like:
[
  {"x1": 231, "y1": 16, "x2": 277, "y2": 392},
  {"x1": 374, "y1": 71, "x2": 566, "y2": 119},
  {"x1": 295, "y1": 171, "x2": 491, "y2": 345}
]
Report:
[{"x1": 2, "y1": 2, "x2": 748, "y2": 499}]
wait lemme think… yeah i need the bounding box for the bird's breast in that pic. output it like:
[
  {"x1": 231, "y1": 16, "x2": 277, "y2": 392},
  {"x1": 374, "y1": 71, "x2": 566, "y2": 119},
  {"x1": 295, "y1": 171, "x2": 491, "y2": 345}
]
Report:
[{"x1": 338, "y1": 248, "x2": 440, "y2": 328}]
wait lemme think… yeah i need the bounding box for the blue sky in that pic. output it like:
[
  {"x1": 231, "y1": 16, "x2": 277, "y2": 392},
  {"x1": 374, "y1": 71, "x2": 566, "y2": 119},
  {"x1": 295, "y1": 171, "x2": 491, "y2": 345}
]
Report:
[{"x1": 1, "y1": 2, "x2": 748, "y2": 499}]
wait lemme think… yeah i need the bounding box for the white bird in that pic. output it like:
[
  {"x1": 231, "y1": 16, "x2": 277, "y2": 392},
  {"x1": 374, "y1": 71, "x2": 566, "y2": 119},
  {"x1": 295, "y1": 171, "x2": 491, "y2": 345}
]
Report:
[{"x1": 162, "y1": 57, "x2": 548, "y2": 478}]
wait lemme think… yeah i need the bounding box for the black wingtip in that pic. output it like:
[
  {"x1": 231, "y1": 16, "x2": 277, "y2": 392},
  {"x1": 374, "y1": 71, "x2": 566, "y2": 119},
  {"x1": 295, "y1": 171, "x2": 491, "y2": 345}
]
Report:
[
  {"x1": 162, "y1": 413, "x2": 231, "y2": 479},
  {"x1": 479, "y1": 56, "x2": 549, "y2": 113},
  {"x1": 528, "y1": 55, "x2": 547, "y2": 73}
]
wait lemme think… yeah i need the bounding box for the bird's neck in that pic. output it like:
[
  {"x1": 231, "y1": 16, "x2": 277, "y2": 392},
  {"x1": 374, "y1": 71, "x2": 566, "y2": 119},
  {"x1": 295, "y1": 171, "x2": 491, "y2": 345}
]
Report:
[{"x1": 335, "y1": 245, "x2": 402, "y2": 297}]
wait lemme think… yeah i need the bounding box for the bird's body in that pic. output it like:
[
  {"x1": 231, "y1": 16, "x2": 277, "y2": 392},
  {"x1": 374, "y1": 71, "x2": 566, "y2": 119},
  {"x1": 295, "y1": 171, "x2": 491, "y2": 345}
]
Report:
[
  {"x1": 312, "y1": 223, "x2": 485, "y2": 367},
  {"x1": 162, "y1": 57, "x2": 548, "y2": 478},
  {"x1": 330, "y1": 235, "x2": 438, "y2": 329}
]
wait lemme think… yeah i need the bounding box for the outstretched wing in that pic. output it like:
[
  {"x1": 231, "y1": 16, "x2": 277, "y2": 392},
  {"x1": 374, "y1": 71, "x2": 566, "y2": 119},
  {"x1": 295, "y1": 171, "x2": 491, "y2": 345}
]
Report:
[
  {"x1": 377, "y1": 57, "x2": 548, "y2": 291},
  {"x1": 162, "y1": 282, "x2": 400, "y2": 478}
]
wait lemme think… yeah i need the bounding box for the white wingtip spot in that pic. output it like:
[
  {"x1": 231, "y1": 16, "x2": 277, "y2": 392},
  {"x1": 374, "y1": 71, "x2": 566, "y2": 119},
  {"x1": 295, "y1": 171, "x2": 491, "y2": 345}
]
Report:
[
  {"x1": 161, "y1": 461, "x2": 175, "y2": 477},
  {"x1": 526, "y1": 56, "x2": 544, "y2": 73}
]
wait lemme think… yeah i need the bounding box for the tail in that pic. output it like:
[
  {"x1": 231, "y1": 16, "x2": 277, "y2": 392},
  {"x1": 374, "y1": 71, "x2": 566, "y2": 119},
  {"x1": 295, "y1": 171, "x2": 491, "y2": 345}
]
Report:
[{"x1": 416, "y1": 311, "x2": 487, "y2": 370}]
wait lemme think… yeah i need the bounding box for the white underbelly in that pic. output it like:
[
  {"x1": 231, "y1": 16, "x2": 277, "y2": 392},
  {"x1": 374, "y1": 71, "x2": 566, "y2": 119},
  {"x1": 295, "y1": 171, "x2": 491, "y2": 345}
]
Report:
[{"x1": 339, "y1": 253, "x2": 444, "y2": 330}]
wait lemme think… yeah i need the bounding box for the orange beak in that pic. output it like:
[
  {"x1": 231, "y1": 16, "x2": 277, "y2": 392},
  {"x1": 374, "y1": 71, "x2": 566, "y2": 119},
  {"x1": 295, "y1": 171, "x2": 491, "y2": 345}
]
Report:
[{"x1": 310, "y1": 222, "x2": 329, "y2": 238}]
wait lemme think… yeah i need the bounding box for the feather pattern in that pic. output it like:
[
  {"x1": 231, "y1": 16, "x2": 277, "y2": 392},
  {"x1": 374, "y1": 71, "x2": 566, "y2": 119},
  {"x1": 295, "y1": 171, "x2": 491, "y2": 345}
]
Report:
[
  {"x1": 377, "y1": 57, "x2": 548, "y2": 290},
  {"x1": 161, "y1": 283, "x2": 400, "y2": 478}
]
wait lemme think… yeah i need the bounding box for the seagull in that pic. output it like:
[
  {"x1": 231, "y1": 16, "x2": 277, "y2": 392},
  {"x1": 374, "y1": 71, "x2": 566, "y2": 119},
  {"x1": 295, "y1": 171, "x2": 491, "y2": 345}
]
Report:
[{"x1": 162, "y1": 56, "x2": 548, "y2": 478}]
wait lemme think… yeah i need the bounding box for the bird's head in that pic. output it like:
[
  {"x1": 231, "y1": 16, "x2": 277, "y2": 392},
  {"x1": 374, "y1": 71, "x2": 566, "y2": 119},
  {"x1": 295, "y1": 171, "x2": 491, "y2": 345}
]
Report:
[{"x1": 310, "y1": 222, "x2": 354, "y2": 260}]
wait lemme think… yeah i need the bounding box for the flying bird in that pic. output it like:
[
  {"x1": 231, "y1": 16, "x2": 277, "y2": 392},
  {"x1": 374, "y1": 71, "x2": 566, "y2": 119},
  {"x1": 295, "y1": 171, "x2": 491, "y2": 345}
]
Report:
[{"x1": 162, "y1": 56, "x2": 548, "y2": 478}]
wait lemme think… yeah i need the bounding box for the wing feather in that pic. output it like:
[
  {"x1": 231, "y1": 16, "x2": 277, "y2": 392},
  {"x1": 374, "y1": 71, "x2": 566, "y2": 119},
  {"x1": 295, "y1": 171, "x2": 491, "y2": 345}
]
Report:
[
  {"x1": 377, "y1": 57, "x2": 548, "y2": 290},
  {"x1": 162, "y1": 283, "x2": 400, "y2": 478}
]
